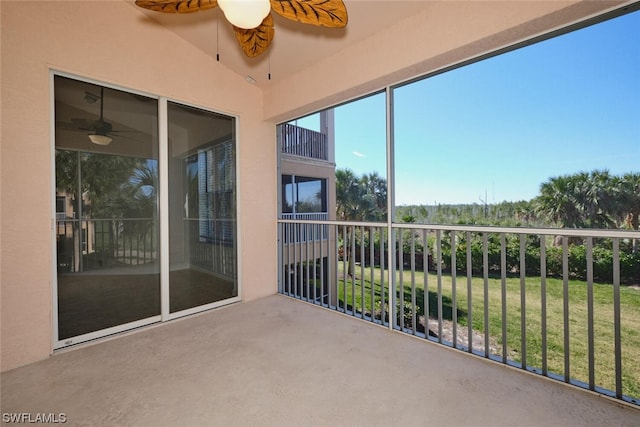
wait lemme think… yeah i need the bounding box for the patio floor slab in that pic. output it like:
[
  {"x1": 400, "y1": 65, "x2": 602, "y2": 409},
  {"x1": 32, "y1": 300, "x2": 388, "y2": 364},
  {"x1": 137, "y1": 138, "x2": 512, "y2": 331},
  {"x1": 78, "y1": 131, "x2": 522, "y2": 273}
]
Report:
[{"x1": 2, "y1": 295, "x2": 638, "y2": 426}]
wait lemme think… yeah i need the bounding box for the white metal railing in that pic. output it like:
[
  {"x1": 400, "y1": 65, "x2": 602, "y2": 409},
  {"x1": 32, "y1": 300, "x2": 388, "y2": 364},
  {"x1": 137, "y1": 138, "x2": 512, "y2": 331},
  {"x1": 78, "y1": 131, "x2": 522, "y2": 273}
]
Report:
[
  {"x1": 277, "y1": 219, "x2": 640, "y2": 406},
  {"x1": 281, "y1": 213, "x2": 329, "y2": 243},
  {"x1": 281, "y1": 213, "x2": 329, "y2": 221}
]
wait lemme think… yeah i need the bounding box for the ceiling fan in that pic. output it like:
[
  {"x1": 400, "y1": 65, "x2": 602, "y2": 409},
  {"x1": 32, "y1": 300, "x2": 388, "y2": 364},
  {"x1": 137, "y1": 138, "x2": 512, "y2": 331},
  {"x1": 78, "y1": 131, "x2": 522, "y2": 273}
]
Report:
[
  {"x1": 57, "y1": 88, "x2": 137, "y2": 146},
  {"x1": 135, "y1": 0, "x2": 348, "y2": 58}
]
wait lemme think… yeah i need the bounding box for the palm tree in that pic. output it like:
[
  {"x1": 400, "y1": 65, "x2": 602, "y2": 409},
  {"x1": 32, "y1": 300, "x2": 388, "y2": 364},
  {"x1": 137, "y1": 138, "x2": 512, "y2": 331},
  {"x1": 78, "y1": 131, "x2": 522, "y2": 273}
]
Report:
[
  {"x1": 361, "y1": 171, "x2": 387, "y2": 221},
  {"x1": 621, "y1": 172, "x2": 640, "y2": 253},
  {"x1": 335, "y1": 168, "x2": 387, "y2": 275},
  {"x1": 335, "y1": 168, "x2": 361, "y2": 222},
  {"x1": 583, "y1": 170, "x2": 618, "y2": 229},
  {"x1": 535, "y1": 174, "x2": 587, "y2": 245},
  {"x1": 536, "y1": 174, "x2": 584, "y2": 229},
  {"x1": 336, "y1": 168, "x2": 387, "y2": 222},
  {"x1": 513, "y1": 200, "x2": 537, "y2": 226}
]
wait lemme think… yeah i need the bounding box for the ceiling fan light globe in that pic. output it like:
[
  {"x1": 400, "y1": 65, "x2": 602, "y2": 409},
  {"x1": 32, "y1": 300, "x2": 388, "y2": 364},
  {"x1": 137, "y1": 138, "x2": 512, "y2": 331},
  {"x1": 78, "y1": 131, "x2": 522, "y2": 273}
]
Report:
[
  {"x1": 88, "y1": 134, "x2": 113, "y2": 146},
  {"x1": 218, "y1": 0, "x2": 270, "y2": 29}
]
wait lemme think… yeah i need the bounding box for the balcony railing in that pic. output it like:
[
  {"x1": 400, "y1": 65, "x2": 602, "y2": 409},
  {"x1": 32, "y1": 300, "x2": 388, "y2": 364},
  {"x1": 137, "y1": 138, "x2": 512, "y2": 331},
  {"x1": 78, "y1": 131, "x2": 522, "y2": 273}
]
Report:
[
  {"x1": 281, "y1": 213, "x2": 329, "y2": 243},
  {"x1": 277, "y1": 219, "x2": 640, "y2": 406},
  {"x1": 279, "y1": 123, "x2": 328, "y2": 161}
]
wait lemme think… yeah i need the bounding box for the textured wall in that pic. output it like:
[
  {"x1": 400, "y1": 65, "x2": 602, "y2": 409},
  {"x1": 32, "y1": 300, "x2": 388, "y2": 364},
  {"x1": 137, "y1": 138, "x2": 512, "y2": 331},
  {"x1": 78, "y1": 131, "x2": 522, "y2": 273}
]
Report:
[{"x1": 0, "y1": 0, "x2": 276, "y2": 371}]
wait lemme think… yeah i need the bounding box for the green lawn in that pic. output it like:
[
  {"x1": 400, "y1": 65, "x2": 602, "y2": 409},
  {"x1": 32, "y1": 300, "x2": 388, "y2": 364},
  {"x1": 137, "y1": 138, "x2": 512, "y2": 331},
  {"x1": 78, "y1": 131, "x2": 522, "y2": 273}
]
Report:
[{"x1": 336, "y1": 264, "x2": 640, "y2": 399}]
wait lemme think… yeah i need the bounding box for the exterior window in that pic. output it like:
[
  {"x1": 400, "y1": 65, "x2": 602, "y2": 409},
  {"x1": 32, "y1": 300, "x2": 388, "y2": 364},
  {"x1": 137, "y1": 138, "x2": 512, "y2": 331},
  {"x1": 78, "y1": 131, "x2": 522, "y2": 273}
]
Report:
[
  {"x1": 56, "y1": 196, "x2": 66, "y2": 220},
  {"x1": 282, "y1": 175, "x2": 327, "y2": 216}
]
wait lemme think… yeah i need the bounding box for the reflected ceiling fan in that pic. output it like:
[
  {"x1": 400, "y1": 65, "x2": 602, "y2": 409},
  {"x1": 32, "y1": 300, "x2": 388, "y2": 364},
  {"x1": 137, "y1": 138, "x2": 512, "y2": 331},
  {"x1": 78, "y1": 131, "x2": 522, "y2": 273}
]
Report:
[
  {"x1": 57, "y1": 88, "x2": 137, "y2": 146},
  {"x1": 135, "y1": 0, "x2": 348, "y2": 58}
]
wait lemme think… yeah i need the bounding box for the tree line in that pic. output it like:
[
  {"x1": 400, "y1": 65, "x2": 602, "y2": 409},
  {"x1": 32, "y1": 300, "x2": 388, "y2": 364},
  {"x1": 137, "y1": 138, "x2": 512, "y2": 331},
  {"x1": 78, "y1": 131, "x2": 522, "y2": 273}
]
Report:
[
  {"x1": 391, "y1": 170, "x2": 639, "y2": 232},
  {"x1": 336, "y1": 168, "x2": 639, "y2": 282}
]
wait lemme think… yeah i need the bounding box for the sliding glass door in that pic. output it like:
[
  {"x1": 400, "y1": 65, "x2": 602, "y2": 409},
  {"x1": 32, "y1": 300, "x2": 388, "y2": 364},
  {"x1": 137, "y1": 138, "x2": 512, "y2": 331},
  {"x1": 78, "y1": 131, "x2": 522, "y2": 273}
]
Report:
[
  {"x1": 167, "y1": 101, "x2": 237, "y2": 313},
  {"x1": 54, "y1": 75, "x2": 160, "y2": 341},
  {"x1": 54, "y1": 75, "x2": 237, "y2": 346}
]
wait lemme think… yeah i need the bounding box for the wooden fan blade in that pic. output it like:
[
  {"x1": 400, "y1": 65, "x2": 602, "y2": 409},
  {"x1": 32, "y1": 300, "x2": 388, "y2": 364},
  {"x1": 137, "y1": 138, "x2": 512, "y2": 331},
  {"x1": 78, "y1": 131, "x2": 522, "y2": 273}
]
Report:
[
  {"x1": 135, "y1": 0, "x2": 218, "y2": 13},
  {"x1": 233, "y1": 14, "x2": 275, "y2": 58},
  {"x1": 270, "y1": 0, "x2": 347, "y2": 27}
]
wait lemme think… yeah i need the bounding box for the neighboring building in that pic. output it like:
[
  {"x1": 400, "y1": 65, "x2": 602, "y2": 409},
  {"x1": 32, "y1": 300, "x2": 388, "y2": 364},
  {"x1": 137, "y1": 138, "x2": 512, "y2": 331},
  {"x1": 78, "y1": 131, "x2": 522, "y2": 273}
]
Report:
[{"x1": 278, "y1": 110, "x2": 337, "y2": 304}]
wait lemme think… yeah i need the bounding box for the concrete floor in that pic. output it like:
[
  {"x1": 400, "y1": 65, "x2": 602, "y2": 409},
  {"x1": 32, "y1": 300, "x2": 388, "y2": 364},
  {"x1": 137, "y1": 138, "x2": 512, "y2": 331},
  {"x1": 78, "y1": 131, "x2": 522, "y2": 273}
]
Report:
[{"x1": 2, "y1": 295, "x2": 638, "y2": 426}]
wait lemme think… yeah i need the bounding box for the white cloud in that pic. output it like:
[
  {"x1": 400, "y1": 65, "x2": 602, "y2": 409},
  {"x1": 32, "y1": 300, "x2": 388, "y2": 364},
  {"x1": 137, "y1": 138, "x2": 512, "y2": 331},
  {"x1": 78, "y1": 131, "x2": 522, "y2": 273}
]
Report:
[{"x1": 352, "y1": 151, "x2": 367, "y2": 158}]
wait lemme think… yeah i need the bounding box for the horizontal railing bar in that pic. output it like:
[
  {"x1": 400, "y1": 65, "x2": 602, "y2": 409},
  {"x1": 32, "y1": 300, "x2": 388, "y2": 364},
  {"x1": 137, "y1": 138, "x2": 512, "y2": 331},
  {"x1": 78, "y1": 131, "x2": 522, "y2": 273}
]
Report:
[{"x1": 277, "y1": 219, "x2": 639, "y2": 239}]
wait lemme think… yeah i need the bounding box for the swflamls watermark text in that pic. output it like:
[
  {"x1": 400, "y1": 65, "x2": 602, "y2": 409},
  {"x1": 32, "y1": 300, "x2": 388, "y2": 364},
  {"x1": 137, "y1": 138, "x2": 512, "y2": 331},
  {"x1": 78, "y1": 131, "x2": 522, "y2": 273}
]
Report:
[{"x1": 2, "y1": 413, "x2": 67, "y2": 424}]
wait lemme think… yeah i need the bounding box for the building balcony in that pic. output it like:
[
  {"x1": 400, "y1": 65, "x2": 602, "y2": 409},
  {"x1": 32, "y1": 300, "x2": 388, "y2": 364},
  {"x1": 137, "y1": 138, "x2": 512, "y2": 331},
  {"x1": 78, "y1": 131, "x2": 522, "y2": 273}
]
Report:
[
  {"x1": 2, "y1": 294, "x2": 637, "y2": 426},
  {"x1": 279, "y1": 123, "x2": 329, "y2": 161}
]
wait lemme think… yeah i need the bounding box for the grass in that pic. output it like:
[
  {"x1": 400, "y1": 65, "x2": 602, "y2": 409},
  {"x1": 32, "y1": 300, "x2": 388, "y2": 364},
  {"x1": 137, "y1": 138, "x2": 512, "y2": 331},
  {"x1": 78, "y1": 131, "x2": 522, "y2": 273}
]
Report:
[{"x1": 336, "y1": 263, "x2": 640, "y2": 400}]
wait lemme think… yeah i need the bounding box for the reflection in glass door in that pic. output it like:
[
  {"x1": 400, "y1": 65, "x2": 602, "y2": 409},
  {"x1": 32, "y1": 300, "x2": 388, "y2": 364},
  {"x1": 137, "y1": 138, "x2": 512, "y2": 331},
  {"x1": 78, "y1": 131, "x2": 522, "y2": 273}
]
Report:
[
  {"x1": 167, "y1": 101, "x2": 237, "y2": 313},
  {"x1": 54, "y1": 75, "x2": 160, "y2": 341}
]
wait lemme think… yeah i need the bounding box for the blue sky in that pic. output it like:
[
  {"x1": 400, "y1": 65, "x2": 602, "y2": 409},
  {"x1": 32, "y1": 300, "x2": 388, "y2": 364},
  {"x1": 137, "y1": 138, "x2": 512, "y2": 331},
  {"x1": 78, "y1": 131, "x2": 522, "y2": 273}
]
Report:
[{"x1": 293, "y1": 10, "x2": 639, "y2": 206}]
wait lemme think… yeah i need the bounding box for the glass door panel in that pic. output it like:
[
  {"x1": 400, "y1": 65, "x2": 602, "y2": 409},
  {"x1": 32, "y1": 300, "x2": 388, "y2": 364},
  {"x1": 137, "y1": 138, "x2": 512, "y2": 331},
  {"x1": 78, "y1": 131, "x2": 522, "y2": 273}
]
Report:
[
  {"x1": 54, "y1": 76, "x2": 159, "y2": 340},
  {"x1": 167, "y1": 101, "x2": 237, "y2": 313}
]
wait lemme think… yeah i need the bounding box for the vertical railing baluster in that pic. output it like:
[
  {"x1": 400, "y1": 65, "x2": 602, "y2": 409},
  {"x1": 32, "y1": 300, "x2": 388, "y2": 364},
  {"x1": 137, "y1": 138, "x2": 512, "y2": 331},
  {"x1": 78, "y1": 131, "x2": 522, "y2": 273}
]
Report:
[
  {"x1": 586, "y1": 237, "x2": 594, "y2": 390},
  {"x1": 613, "y1": 238, "x2": 622, "y2": 399},
  {"x1": 293, "y1": 223, "x2": 299, "y2": 298},
  {"x1": 423, "y1": 229, "x2": 430, "y2": 340},
  {"x1": 312, "y1": 223, "x2": 317, "y2": 304},
  {"x1": 361, "y1": 226, "x2": 365, "y2": 319},
  {"x1": 520, "y1": 234, "x2": 527, "y2": 369},
  {"x1": 380, "y1": 228, "x2": 386, "y2": 326},
  {"x1": 466, "y1": 231, "x2": 472, "y2": 353},
  {"x1": 342, "y1": 225, "x2": 347, "y2": 313},
  {"x1": 277, "y1": 223, "x2": 283, "y2": 294},
  {"x1": 306, "y1": 223, "x2": 310, "y2": 302},
  {"x1": 483, "y1": 233, "x2": 489, "y2": 358},
  {"x1": 436, "y1": 230, "x2": 443, "y2": 342},
  {"x1": 350, "y1": 225, "x2": 356, "y2": 316},
  {"x1": 288, "y1": 222, "x2": 293, "y2": 296},
  {"x1": 411, "y1": 231, "x2": 416, "y2": 335},
  {"x1": 299, "y1": 223, "x2": 305, "y2": 299},
  {"x1": 501, "y1": 233, "x2": 507, "y2": 364},
  {"x1": 389, "y1": 227, "x2": 396, "y2": 331},
  {"x1": 451, "y1": 231, "x2": 457, "y2": 348},
  {"x1": 540, "y1": 236, "x2": 547, "y2": 376},
  {"x1": 370, "y1": 228, "x2": 375, "y2": 322},
  {"x1": 284, "y1": 222, "x2": 289, "y2": 295},
  {"x1": 563, "y1": 236, "x2": 570, "y2": 383},
  {"x1": 333, "y1": 224, "x2": 339, "y2": 310},
  {"x1": 320, "y1": 223, "x2": 325, "y2": 307},
  {"x1": 281, "y1": 223, "x2": 286, "y2": 295},
  {"x1": 282, "y1": 222, "x2": 287, "y2": 295},
  {"x1": 398, "y1": 230, "x2": 404, "y2": 331}
]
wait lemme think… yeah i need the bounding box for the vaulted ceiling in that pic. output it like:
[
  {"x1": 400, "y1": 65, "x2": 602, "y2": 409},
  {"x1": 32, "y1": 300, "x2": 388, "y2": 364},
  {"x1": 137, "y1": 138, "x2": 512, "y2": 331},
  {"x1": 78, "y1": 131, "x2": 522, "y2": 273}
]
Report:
[{"x1": 130, "y1": 1, "x2": 434, "y2": 88}]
